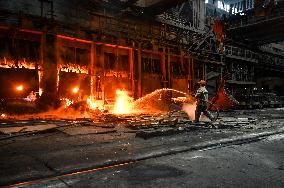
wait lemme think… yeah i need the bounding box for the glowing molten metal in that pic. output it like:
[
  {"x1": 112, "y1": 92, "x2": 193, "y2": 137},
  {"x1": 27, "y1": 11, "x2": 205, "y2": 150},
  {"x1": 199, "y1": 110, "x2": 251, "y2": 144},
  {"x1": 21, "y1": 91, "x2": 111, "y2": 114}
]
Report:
[
  {"x1": 72, "y1": 87, "x2": 79, "y2": 94},
  {"x1": 39, "y1": 88, "x2": 43, "y2": 96},
  {"x1": 114, "y1": 90, "x2": 133, "y2": 114},
  {"x1": 16, "y1": 85, "x2": 23, "y2": 91}
]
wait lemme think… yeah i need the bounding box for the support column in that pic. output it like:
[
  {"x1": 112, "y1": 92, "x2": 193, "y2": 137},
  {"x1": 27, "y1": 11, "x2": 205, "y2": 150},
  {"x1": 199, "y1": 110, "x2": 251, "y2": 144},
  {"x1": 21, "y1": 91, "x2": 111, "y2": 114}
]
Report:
[
  {"x1": 135, "y1": 43, "x2": 142, "y2": 98},
  {"x1": 251, "y1": 64, "x2": 254, "y2": 82},
  {"x1": 39, "y1": 33, "x2": 59, "y2": 109},
  {"x1": 161, "y1": 48, "x2": 167, "y2": 88},
  {"x1": 137, "y1": 46, "x2": 142, "y2": 98},
  {"x1": 191, "y1": 58, "x2": 195, "y2": 90},
  {"x1": 188, "y1": 57, "x2": 193, "y2": 93},
  {"x1": 231, "y1": 62, "x2": 235, "y2": 80},
  {"x1": 100, "y1": 45, "x2": 105, "y2": 101},
  {"x1": 167, "y1": 48, "x2": 171, "y2": 88},
  {"x1": 129, "y1": 48, "x2": 135, "y2": 97},
  {"x1": 203, "y1": 62, "x2": 206, "y2": 80},
  {"x1": 90, "y1": 42, "x2": 95, "y2": 98},
  {"x1": 38, "y1": 33, "x2": 44, "y2": 96},
  {"x1": 133, "y1": 44, "x2": 141, "y2": 99},
  {"x1": 220, "y1": 55, "x2": 223, "y2": 79}
]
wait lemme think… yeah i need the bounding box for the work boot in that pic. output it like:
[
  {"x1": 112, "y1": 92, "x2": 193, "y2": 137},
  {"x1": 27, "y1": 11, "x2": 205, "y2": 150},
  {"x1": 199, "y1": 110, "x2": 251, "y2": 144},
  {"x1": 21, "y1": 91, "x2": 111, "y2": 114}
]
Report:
[
  {"x1": 210, "y1": 116, "x2": 216, "y2": 122},
  {"x1": 207, "y1": 112, "x2": 215, "y2": 122}
]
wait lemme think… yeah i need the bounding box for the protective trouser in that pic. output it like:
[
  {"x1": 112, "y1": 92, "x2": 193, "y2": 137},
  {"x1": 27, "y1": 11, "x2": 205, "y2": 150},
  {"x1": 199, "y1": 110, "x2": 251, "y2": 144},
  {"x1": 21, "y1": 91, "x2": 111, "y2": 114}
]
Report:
[{"x1": 194, "y1": 105, "x2": 214, "y2": 122}]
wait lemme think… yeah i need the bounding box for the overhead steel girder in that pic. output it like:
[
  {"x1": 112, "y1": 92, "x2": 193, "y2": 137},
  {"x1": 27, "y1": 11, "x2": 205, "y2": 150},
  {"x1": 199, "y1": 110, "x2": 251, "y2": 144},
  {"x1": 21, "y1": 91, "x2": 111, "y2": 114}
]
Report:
[
  {"x1": 86, "y1": 0, "x2": 188, "y2": 17},
  {"x1": 227, "y1": 16, "x2": 284, "y2": 45},
  {"x1": 143, "y1": 0, "x2": 188, "y2": 16},
  {"x1": 83, "y1": 0, "x2": 139, "y2": 12},
  {"x1": 106, "y1": 0, "x2": 140, "y2": 8}
]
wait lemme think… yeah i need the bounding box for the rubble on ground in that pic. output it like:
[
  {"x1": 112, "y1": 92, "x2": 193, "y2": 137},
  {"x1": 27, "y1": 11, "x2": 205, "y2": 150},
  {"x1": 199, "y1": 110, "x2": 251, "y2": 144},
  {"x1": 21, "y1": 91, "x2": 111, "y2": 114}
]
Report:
[{"x1": 0, "y1": 108, "x2": 283, "y2": 141}]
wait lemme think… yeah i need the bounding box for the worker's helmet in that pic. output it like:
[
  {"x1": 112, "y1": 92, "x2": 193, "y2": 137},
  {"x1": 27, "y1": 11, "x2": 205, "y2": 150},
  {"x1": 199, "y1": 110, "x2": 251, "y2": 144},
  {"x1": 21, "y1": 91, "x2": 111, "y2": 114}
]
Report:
[{"x1": 198, "y1": 80, "x2": 206, "y2": 85}]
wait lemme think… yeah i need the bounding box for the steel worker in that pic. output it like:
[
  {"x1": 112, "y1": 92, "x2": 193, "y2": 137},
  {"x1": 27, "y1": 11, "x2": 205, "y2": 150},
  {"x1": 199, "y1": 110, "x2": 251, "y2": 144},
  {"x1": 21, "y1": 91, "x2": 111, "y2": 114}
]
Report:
[{"x1": 194, "y1": 80, "x2": 215, "y2": 123}]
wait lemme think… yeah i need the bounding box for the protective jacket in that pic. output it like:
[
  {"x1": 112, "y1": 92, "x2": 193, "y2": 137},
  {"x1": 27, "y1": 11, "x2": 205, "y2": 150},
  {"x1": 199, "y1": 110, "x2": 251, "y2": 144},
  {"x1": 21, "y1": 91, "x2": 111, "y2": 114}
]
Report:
[{"x1": 195, "y1": 86, "x2": 208, "y2": 106}]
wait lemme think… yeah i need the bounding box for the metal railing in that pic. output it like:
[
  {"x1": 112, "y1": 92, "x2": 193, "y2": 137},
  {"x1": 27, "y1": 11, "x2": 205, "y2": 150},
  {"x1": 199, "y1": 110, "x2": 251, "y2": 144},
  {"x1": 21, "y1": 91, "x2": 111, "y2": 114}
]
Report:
[
  {"x1": 228, "y1": 4, "x2": 284, "y2": 29},
  {"x1": 225, "y1": 45, "x2": 258, "y2": 62}
]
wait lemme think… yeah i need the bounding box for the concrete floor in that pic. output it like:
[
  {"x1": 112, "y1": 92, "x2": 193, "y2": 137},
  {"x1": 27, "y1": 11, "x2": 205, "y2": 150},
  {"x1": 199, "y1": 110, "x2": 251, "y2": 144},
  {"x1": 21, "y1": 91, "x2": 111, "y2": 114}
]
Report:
[
  {"x1": 13, "y1": 133, "x2": 284, "y2": 188},
  {"x1": 0, "y1": 108, "x2": 284, "y2": 187}
]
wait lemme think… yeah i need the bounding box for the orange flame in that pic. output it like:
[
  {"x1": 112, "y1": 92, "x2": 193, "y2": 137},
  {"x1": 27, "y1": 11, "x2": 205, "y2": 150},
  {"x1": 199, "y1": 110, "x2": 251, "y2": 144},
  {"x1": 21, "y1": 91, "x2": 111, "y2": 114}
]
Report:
[
  {"x1": 0, "y1": 58, "x2": 36, "y2": 69},
  {"x1": 60, "y1": 64, "x2": 88, "y2": 74},
  {"x1": 113, "y1": 90, "x2": 133, "y2": 114},
  {"x1": 60, "y1": 98, "x2": 74, "y2": 108},
  {"x1": 86, "y1": 97, "x2": 104, "y2": 110},
  {"x1": 87, "y1": 98, "x2": 97, "y2": 109}
]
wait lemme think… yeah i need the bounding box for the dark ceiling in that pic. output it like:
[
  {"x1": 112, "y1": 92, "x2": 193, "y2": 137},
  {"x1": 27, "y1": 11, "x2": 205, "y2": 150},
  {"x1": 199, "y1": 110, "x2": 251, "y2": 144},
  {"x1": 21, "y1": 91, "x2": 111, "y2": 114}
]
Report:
[{"x1": 85, "y1": 0, "x2": 188, "y2": 16}]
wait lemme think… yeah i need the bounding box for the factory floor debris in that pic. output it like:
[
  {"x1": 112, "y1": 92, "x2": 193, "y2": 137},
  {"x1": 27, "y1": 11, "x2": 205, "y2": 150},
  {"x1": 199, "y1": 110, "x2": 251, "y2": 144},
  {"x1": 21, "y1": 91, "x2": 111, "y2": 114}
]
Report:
[{"x1": 0, "y1": 108, "x2": 283, "y2": 186}]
